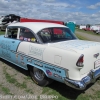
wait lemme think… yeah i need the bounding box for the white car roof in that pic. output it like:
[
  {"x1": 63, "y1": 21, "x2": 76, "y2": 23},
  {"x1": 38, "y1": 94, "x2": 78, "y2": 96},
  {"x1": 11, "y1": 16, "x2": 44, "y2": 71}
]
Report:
[{"x1": 8, "y1": 22, "x2": 67, "y2": 33}]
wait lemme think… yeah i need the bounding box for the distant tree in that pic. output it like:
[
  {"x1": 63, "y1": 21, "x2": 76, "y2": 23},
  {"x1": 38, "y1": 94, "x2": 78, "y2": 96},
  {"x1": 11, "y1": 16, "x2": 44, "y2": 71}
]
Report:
[
  {"x1": 86, "y1": 24, "x2": 91, "y2": 28},
  {"x1": 76, "y1": 24, "x2": 79, "y2": 28}
]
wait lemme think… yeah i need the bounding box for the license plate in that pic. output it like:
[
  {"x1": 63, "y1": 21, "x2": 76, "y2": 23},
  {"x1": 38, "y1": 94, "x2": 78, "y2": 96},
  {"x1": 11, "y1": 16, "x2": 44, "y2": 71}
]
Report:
[{"x1": 94, "y1": 59, "x2": 100, "y2": 69}]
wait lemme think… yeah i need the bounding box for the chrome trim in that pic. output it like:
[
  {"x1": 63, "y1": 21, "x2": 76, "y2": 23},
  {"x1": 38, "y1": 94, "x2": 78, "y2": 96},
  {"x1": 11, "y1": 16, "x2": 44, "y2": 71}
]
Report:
[{"x1": 64, "y1": 68, "x2": 100, "y2": 90}]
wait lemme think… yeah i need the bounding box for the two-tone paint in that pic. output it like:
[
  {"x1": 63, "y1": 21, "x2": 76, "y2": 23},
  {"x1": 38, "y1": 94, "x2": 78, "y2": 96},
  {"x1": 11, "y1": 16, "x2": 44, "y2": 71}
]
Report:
[{"x1": 0, "y1": 22, "x2": 100, "y2": 90}]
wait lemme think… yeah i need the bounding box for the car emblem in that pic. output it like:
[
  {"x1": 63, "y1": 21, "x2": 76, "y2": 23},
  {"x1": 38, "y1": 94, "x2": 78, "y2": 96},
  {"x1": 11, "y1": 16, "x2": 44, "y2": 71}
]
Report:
[{"x1": 94, "y1": 53, "x2": 99, "y2": 58}]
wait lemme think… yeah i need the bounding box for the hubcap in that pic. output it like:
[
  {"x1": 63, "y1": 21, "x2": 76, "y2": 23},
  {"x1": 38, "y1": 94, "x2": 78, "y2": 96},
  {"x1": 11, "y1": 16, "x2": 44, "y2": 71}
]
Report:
[{"x1": 34, "y1": 68, "x2": 45, "y2": 81}]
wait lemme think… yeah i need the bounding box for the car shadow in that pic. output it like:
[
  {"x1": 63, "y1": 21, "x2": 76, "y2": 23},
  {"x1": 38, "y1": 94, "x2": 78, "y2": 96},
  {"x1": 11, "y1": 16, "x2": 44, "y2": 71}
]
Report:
[
  {"x1": 48, "y1": 81, "x2": 84, "y2": 100},
  {"x1": 0, "y1": 58, "x2": 94, "y2": 100},
  {"x1": 47, "y1": 80, "x2": 95, "y2": 100},
  {"x1": 0, "y1": 58, "x2": 29, "y2": 76}
]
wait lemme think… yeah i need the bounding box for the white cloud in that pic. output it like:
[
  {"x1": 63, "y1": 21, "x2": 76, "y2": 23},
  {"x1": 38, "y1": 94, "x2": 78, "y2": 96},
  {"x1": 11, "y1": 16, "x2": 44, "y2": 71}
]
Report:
[
  {"x1": 88, "y1": 5, "x2": 97, "y2": 9},
  {"x1": 87, "y1": 2, "x2": 100, "y2": 9},
  {"x1": 42, "y1": 2, "x2": 76, "y2": 8},
  {"x1": 0, "y1": 0, "x2": 100, "y2": 25}
]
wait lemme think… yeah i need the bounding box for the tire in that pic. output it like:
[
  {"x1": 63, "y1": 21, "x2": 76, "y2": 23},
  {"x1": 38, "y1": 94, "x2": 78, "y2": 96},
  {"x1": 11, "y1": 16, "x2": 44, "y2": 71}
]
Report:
[
  {"x1": 96, "y1": 30, "x2": 99, "y2": 34},
  {"x1": 30, "y1": 67, "x2": 53, "y2": 86},
  {"x1": 93, "y1": 30, "x2": 96, "y2": 33}
]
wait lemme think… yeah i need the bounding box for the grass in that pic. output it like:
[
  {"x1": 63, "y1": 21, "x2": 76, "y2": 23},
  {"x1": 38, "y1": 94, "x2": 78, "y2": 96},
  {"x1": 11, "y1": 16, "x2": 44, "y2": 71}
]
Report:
[
  {"x1": 0, "y1": 31, "x2": 5, "y2": 35},
  {"x1": 3, "y1": 66, "x2": 34, "y2": 94},
  {"x1": 77, "y1": 94, "x2": 92, "y2": 100},
  {"x1": 76, "y1": 34, "x2": 88, "y2": 40},
  {"x1": 95, "y1": 91, "x2": 100, "y2": 98},
  {"x1": 1, "y1": 86, "x2": 10, "y2": 94},
  {"x1": 42, "y1": 86, "x2": 67, "y2": 100},
  {"x1": 0, "y1": 84, "x2": 11, "y2": 94},
  {"x1": 25, "y1": 89, "x2": 34, "y2": 94},
  {"x1": 3, "y1": 67, "x2": 27, "y2": 89}
]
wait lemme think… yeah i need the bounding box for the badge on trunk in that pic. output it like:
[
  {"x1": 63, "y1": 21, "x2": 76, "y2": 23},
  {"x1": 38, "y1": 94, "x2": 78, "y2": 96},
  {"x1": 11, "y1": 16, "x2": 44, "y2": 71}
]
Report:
[{"x1": 94, "y1": 53, "x2": 99, "y2": 58}]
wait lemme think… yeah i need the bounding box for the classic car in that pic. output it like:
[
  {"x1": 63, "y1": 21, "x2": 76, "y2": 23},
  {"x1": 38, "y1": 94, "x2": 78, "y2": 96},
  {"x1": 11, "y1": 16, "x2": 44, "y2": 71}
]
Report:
[{"x1": 0, "y1": 22, "x2": 100, "y2": 90}]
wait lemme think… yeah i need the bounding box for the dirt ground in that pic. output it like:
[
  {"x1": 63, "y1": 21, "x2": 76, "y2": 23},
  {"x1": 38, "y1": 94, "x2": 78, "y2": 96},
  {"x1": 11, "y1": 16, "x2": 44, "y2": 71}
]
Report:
[
  {"x1": 1, "y1": 59, "x2": 100, "y2": 100},
  {"x1": 0, "y1": 59, "x2": 44, "y2": 100},
  {"x1": 75, "y1": 31, "x2": 100, "y2": 42}
]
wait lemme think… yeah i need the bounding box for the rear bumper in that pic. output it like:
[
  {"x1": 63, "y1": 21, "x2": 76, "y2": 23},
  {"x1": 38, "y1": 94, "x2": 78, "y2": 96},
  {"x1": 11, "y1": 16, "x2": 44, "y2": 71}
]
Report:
[{"x1": 64, "y1": 68, "x2": 100, "y2": 90}]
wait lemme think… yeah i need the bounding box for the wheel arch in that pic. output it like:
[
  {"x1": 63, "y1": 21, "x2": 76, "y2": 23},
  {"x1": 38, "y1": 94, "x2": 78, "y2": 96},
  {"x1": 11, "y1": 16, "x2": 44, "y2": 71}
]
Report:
[{"x1": 27, "y1": 64, "x2": 49, "y2": 77}]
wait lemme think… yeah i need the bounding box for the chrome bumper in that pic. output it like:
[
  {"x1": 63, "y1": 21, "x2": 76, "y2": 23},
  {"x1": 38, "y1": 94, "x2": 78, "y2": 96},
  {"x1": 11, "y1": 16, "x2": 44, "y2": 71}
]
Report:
[{"x1": 64, "y1": 68, "x2": 100, "y2": 90}]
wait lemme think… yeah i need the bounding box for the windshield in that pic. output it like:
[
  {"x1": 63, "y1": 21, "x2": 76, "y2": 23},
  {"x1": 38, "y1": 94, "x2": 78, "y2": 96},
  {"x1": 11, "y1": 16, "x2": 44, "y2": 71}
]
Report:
[{"x1": 37, "y1": 27, "x2": 77, "y2": 43}]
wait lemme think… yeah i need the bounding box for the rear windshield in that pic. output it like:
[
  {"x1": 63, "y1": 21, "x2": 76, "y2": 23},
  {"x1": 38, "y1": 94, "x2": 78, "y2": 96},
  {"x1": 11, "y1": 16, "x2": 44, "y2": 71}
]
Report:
[{"x1": 37, "y1": 27, "x2": 77, "y2": 43}]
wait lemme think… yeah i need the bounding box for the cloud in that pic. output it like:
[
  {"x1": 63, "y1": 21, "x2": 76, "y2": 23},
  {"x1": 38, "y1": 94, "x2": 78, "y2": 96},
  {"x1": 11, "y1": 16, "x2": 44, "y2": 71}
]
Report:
[
  {"x1": 87, "y1": 2, "x2": 100, "y2": 9},
  {"x1": 42, "y1": 2, "x2": 76, "y2": 8},
  {"x1": 0, "y1": 0, "x2": 100, "y2": 25}
]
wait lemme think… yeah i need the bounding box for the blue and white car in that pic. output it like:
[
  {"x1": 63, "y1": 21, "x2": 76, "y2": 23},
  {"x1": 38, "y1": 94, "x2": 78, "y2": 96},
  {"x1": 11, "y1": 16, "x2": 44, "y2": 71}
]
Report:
[{"x1": 0, "y1": 22, "x2": 100, "y2": 90}]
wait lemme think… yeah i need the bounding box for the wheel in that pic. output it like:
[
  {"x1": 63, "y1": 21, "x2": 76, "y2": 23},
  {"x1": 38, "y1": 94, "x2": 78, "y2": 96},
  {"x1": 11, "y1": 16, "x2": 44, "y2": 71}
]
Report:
[
  {"x1": 93, "y1": 30, "x2": 95, "y2": 33},
  {"x1": 30, "y1": 67, "x2": 53, "y2": 86},
  {"x1": 96, "y1": 30, "x2": 99, "y2": 34}
]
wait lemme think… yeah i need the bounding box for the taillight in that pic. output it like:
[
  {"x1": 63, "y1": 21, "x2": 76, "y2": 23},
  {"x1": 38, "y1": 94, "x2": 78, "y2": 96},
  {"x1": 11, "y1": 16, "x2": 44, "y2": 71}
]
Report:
[{"x1": 76, "y1": 54, "x2": 84, "y2": 67}]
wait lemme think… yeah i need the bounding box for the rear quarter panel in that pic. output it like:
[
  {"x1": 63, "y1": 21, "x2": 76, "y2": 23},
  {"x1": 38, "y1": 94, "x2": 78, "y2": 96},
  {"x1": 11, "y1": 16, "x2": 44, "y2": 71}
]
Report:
[{"x1": 17, "y1": 42, "x2": 82, "y2": 80}]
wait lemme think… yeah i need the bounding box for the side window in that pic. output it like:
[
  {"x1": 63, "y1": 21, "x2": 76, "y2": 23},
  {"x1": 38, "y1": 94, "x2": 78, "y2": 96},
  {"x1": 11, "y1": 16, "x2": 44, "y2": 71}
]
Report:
[
  {"x1": 19, "y1": 28, "x2": 36, "y2": 42},
  {"x1": 38, "y1": 28, "x2": 51, "y2": 43},
  {"x1": 6, "y1": 28, "x2": 18, "y2": 39}
]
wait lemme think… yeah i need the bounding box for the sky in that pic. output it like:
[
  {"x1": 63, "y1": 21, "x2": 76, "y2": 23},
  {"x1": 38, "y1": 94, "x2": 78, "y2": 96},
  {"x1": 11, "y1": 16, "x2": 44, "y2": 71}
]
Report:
[{"x1": 0, "y1": 0, "x2": 100, "y2": 25}]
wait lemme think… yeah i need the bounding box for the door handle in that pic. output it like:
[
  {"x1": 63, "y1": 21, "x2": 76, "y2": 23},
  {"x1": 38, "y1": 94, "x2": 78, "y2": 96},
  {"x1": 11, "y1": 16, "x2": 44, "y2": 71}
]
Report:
[{"x1": 12, "y1": 41, "x2": 15, "y2": 43}]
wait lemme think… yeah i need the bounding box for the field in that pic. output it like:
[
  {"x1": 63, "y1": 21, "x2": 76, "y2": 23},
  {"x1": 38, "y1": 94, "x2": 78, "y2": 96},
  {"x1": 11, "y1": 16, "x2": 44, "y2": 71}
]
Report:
[
  {"x1": 0, "y1": 31, "x2": 5, "y2": 35},
  {"x1": 0, "y1": 30, "x2": 100, "y2": 100}
]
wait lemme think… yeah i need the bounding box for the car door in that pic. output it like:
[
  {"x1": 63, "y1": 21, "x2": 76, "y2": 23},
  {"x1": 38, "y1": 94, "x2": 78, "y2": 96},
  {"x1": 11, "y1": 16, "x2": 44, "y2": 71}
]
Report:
[
  {"x1": 17, "y1": 27, "x2": 38, "y2": 68},
  {"x1": 0, "y1": 27, "x2": 21, "y2": 63}
]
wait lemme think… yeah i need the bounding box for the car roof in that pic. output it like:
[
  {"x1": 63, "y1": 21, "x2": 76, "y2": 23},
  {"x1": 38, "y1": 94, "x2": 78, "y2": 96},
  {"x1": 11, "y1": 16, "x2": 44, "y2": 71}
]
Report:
[{"x1": 8, "y1": 22, "x2": 67, "y2": 33}]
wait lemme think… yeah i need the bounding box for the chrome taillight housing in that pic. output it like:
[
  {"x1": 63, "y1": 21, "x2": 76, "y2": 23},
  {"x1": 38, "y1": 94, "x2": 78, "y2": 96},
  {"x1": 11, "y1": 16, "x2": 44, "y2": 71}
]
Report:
[{"x1": 76, "y1": 54, "x2": 84, "y2": 67}]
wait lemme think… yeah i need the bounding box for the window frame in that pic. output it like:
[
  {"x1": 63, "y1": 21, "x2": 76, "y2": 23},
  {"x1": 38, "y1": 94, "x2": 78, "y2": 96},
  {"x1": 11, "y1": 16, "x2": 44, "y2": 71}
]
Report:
[
  {"x1": 5, "y1": 26, "x2": 41, "y2": 43},
  {"x1": 19, "y1": 27, "x2": 38, "y2": 43},
  {"x1": 5, "y1": 26, "x2": 19, "y2": 40},
  {"x1": 37, "y1": 27, "x2": 77, "y2": 43}
]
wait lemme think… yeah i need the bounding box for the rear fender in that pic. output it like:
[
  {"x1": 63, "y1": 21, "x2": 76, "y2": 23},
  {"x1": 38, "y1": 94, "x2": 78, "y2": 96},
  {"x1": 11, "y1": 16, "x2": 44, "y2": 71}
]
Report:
[{"x1": 27, "y1": 63, "x2": 48, "y2": 77}]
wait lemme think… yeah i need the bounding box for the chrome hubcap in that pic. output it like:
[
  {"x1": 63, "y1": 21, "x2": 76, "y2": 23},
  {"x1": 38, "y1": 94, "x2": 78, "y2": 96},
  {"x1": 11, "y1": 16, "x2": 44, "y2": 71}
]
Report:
[{"x1": 34, "y1": 68, "x2": 45, "y2": 81}]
